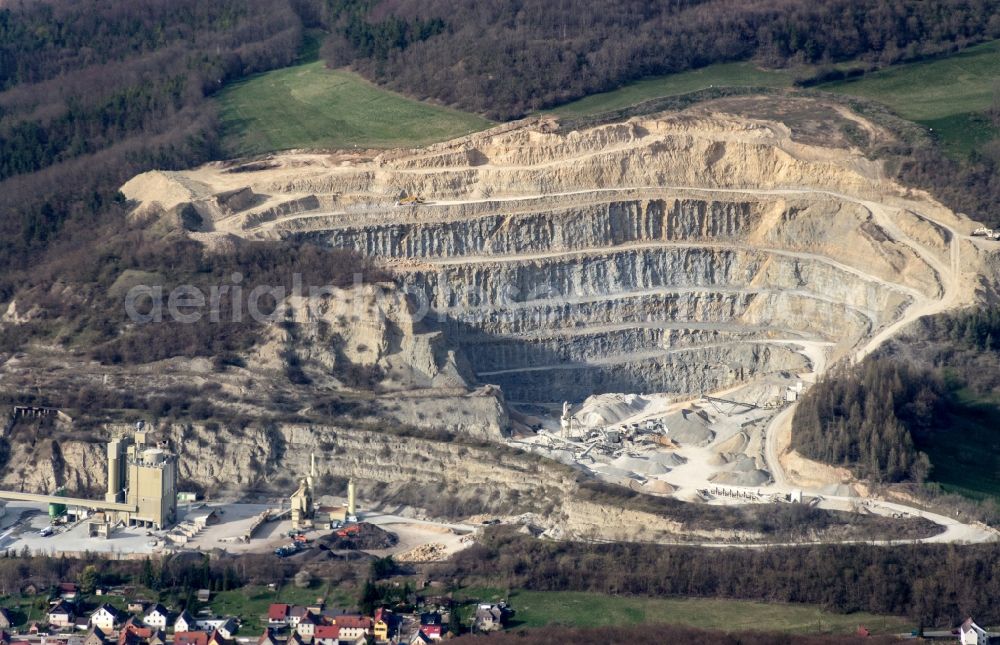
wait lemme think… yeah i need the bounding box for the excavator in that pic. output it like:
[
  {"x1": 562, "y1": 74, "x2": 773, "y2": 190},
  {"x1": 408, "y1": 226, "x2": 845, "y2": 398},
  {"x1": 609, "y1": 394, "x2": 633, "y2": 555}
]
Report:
[{"x1": 395, "y1": 194, "x2": 426, "y2": 206}]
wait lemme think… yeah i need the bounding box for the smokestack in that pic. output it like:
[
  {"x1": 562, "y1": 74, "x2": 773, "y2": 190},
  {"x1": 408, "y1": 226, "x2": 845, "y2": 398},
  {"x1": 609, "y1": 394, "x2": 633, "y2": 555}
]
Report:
[{"x1": 347, "y1": 478, "x2": 356, "y2": 518}]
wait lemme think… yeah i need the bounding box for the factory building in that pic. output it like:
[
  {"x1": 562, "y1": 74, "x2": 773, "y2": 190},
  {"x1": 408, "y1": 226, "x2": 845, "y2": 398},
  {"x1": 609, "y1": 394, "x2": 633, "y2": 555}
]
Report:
[
  {"x1": 107, "y1": 431, "x2": 178, "y2": 529},
  {"x1": 0, "y1": 427, "x2": 179, "y2": 532},
  {"x1": 290, "y1": 454, "x2": 358, "y2": 530}
]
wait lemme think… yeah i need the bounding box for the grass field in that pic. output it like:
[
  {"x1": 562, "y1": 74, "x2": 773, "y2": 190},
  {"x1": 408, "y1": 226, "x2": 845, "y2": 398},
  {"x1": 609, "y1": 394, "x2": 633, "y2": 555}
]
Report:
[
  {"x1": 548, "y1": 41, "x2": 1000, "y2": 156},
  {"x1": 209, "y1": 584, "x2": 353, "y2": 634},
  {"x1": 820, "y1": 40, "x2": 1000, "y2": 156},
  {"x1": 217, "y1": 61, "x2": 493, "y2": 156},
  {"x1": 548, "y1": 63, "x2": 793, "y2": 117},
  {"x1": 457, "y1": 589, "x2": 911, "y2": 635}
]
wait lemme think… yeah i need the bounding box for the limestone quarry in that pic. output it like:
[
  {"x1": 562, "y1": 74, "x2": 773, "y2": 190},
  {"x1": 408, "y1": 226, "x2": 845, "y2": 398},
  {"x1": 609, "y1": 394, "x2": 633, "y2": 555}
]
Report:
[{"x1": 5, "y1": 98, "x2": 1000, "y2": 546}]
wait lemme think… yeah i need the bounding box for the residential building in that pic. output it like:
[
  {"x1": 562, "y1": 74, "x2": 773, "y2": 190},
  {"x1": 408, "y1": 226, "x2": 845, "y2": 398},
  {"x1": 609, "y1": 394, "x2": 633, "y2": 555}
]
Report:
[
  {"x1": 472, "y1": 604, "x2": 503, "y2": 632},
  {"x1": 373, "y1": 608, "x2": 390, "y2": 642},
  {"x1": 144, "y1": 604, "x2": 170, "y2": 630},
  {"x1": 83, "y1": 628, "x2": 106, "y2": 645},
  {"x1": 418, "y1": 612, "x2": 442, "y2": 640},
  {"x1": 257, "y1": 630, "x2": 279, "y2": 645},
  {"x1": 90, "y1": 605, "x2": 125, "y2": 632},
  {"x1": 174, "y1": 632, "x2": 209, "y2": 645},
  {"x1": 174, "y1": 610, "x2": 196, "y2": 634},
  {"x1": 48, "y1": 602, "x2": 76, "y2": 629},
  {"x1": 216, "y1": 619, "x2": 238, "y2": 640},
  {"x1": 333, "y1": 616, "x2": 372, "y2": 640},
  {"x1": 295, "y1": 613, "x2": 317, "y2": 640},
  {"x1": 473, "y1": 604, "x2": 509, "y2": 633},
  {"x1": 57, "y1": 583, "x2": 80, "y2": 602},
  {"x1": 410, "y1": 631, "x2": 433, "y2": 645},
  {"x1": 312, "y1": 625, "x2": 340, "y2": 645},
  {"x1": 286, "y1": 607, "x2": 308, "y2": 630},
  {"x1": 960, "y1": 618, "x2": 988, "y2": 645},
  {"x1": 266, "y1": 605, "x2": 290, "y2": 628}
]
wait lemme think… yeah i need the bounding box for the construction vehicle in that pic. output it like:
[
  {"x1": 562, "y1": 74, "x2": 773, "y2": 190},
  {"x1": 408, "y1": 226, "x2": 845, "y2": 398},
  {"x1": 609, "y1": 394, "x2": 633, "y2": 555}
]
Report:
[
  {"x1": 972, "y1": 226, "x2": 1000, "y2": 240},
  {"x1": 395, "y1": 194, "x2": 426, "y2": 207},
  {"x1": 274, "y1": 542, "x2": 302, "y2": 557},
  {"x1": 335, "y1": 524, "x2": 361, "y2": 538}
]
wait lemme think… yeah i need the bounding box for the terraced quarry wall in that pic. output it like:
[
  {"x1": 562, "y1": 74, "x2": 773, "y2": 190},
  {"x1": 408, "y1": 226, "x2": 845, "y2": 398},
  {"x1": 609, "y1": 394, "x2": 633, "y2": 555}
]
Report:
[{"x1": 121, "y1": 111, "x2": 985, "y2": 405}]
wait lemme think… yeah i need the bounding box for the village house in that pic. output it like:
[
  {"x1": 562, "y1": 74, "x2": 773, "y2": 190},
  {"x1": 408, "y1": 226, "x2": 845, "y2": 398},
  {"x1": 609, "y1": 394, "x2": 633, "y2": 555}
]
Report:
[
  {"x1": 48, "y1": 601, "x2": 76, "y2": 629},
  {"x1": 216, "y1": 618, "x2": 239, "y2": 640},
  {"x1": 409, "y1": 631, "x2": 433, "y2": 645},
  {"x1": 417, "y1": 612, "x2": 442, "y2": 641},
  {"x1": 333, "y1": 615, "x2": 372, "y2": 640},
  {"x1": 84, "y1": 627, "x2": 107, "y2": 645},
  {"x1": 312, "y1": 625, "x2": 340, "y2": 645},
  {"x1": 143, "y1": 604, "x2": 171, "y2": 630},
  {"x1": 90, "y1": 604, "x2": 126, "y2": 632},
  {"x1": 174, "y1": 632, "x2": 209, "y2": 645},
  {"x1": 117, "y1": 619, "x2": 153, "y2": 645},
  {"x1": 257, "y1": 630, "x2": 280, "y2": 645},
  {"x1": 960, "y1": 618, "x2": 989, "y2": 645},
  {"x1": 174, "y1": 611, "x2": 196, "y2": 634},
  {"x1": 294, "y1": 613, "x2": 317, "y2": 640},
  {"x1": 286, "y1": 606, "x2": 308, "y2": 630},
  {"x1": 0, "y1": 609, "x2": 12, "y2": 630},
  {"x1": 473, "y1": 603, "x2": 511, "y2": 633},
  {"x1": 266, "y1": 605, "x2": 290, "y2": 628},
  {"x1": 57, "y1": 583, "x2": 80, "y2": 602},
  {"x1": 373, "y1": 608, "x2": 391, "y2": 642}
]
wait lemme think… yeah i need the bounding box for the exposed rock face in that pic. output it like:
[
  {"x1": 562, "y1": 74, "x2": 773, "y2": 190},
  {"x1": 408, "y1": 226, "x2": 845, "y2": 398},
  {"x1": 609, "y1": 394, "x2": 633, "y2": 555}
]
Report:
[{"x1": 122, "y1": 110, "x2": 986, "y2": 404}]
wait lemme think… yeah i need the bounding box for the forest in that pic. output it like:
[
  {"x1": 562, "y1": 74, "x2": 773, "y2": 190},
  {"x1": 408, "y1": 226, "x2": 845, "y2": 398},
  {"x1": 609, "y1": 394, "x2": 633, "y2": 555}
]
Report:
[
  {"x1": 321, "y1": 0, "x2": 1000, "y2": 119},
  {"x1": 0, "y1": 0, "x2": 307, "y2": 299},
  {"x1": 439, "y1": 529, "x2": 1000, "y2": 626},
  {"x1": 792, "y1": 308, "x2": 1000, "y2": 484}
]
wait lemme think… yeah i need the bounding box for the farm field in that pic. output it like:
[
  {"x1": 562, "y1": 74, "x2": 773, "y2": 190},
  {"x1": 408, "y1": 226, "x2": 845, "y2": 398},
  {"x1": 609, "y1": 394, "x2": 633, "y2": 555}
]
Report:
[
  {"x1": 457, "y1": 589, "x2": 912, "y2": 635},
  {"x1": 217, "y1": 61, "x2": 492, "y2": 156},
  {"x1": 820, "y1": 39, "x2": 1000, "y2": 156}
]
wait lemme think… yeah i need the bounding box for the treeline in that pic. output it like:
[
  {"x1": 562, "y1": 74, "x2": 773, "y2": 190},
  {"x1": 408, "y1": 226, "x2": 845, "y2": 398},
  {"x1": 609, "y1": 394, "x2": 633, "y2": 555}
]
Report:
[
  {"x1": 438, "y1": 529, "x2": 1000, "y2": 626},
  {"x1": 792, "y1": 308, "x2": 1000, "y2": 484},
  {"x1": 792, "y1": 359, "x2": 938, "y2": 483},
  {"x1": 0, "y1": 0, "x2": 307, "y2": 297},
  {"x1": 318, "y1": 0, "x2": 1000, "y2": 119}
]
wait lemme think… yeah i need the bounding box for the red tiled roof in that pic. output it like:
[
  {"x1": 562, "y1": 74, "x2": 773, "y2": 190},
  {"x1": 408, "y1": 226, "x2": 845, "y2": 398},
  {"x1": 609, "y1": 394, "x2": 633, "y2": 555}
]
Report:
[
  {"x1": 313, "y1": 625, "x2": 340, "y2": 639},
  {"x1": 267, "y1": 604, "x2": 290, "y2": 621},
  {"x1": 174, "y1": 632, "x2": 209, "y2": 645},
  {"x1": 334, "y1": 615, "x2": 372, "y2": 629}
]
